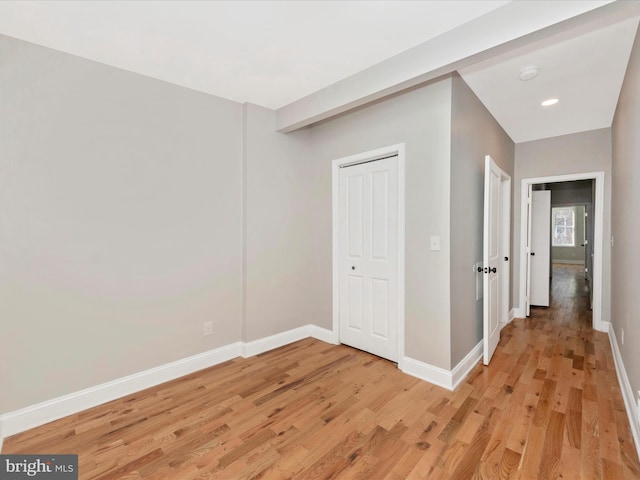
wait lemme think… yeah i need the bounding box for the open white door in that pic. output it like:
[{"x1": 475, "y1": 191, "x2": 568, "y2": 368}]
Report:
[
  {"x1": 525, "y1": 185, "x2": 532, "y2": 316},
  {"x1": 483, "y1": 155, "x2": 510, "y2": 365},
  {"x1": 530, "y1": 190, "x2": 551, "y2": 307}
]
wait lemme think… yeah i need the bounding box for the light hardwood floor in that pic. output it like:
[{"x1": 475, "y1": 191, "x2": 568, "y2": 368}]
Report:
[{"x1": 4, "y1": 265, "x2": 640, "y2": 479}]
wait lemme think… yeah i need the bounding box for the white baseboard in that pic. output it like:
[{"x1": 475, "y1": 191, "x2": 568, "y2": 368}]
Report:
[
  {"x1": 0, "y1": 324, "x2": 335, "y2": 442},
  {"x1": 597, "y1": 320, "x2": 611, "y2": 334},
  {"x1": 451, "y1": 341, "x2": 483, "y2": 390},
  {"x1": 241, "y1": 326, "x2": 310, "y2": 357},
  {"x1": 309, "y1": 324, "x2": 339, "y2": 344},
  {"x1": 0, "y1": 342, "x2": 242, "y2": 441},
  {"x1": 241, "y1": 325, "x2": 336, "y2": 357},
  {"x1": 402, "y1": 357, "x2": 453, "y2": 390},
  {"x1": 401, "y1": 341, "x2": 482, "y2": 391},
  {"x1": 607, "y1": 324, "x2": 640, "y2": 461},
  {"x1": 500, "y1": 309, "x2": 518, "y2": 331}
]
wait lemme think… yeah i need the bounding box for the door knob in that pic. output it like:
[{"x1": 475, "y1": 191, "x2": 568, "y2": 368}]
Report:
[
  {"x1": 351, "y1": 266, "x2": 355, "y2": 270},
  {"x1": 490, "y1": 267, "x2": 497, "y2": 273},
  {"x1": 504, "y1": 257, "x2": 509, "y2": 261},
  {"x1": 530, "y1": 252, "x2": 535, "y2": 256}
]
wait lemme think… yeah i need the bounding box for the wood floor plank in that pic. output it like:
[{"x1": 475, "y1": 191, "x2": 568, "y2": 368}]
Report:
[{"x1": 3, "y1": 265, "x2": 638, "y2": 479}]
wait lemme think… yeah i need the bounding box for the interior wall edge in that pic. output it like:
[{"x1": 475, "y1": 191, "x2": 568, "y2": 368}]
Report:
[
  {"x1": 240, "y1": 325, "x2": 334, "y2": 358},
  {"x1": 401, "y1": 340, "x2": 483, "y2": 392}
]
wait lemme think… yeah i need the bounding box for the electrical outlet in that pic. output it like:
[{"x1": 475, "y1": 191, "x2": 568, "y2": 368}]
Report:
[
  {"x1": 203, "y1": 321, "x2": 213, "y2": 336},
  {"x1": 622, "y1": 328, "x2": 625, "y2": 345}
]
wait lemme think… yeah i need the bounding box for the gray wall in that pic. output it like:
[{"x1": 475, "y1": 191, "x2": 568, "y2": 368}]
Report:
[
  {"x1": 1, "y1": 36, "x2": 496, "y2": 414},
  {"x1": 6, "y1": 30, "x2": 589, "y2": 416},
  {"x1": 449, "y1": 74, "x2": 514, "y2": 366},
  {"x1": 548, "y1": 180, "x2": 594, "y2": 206},
  {"x1": 0, "y1": 36, "x2": 243, "y2": 413},
  {"x1": 611, "y1": 25, "x2": 640, "y2": 413},
  {"x1": 513, "y1": 129, "x2": 612, "y2": 321},
  {"x1": 308, "y1": 78, "x2": 454, "y2": 369},
  {"x1": 243, "y1": 103, "x2": 314, "y2": 341}
]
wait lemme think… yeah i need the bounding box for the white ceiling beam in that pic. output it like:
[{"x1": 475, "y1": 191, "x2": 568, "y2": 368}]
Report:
[{"x1": 275, "y1": 1, "x2": 637, "y2": 133}]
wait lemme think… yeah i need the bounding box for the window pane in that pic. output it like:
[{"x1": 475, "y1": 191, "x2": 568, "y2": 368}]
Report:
[{"x1": 552, "y1": 207, "x2": 575, "y2": 246}]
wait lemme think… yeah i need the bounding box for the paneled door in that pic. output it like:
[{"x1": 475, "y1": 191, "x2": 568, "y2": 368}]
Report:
[
  {"x1": 338, "y1": 155, "x2": 398, "y2": 362},
  {"x1": 483, "y1": 155, "x2": 511, "y2": 365},
  {"x1": 529, "y1": 190, "x2": 551, "y2": 307}
]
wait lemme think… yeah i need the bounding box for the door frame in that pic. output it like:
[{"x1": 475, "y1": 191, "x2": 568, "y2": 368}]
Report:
[
  {"x1": 518, "y1": 171, "x2": 605, "y2": 331},
  {"x1": 332, "y1": 143, "x2": 406, "y2": 365}
]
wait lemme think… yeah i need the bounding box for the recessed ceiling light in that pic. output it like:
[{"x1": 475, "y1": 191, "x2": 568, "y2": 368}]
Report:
[
  {"x1": 519, "y1": 66, "x2": 538, "y2": 81},
  {"x1": 541, "y1": 98, "x2": 559, "y2": 107}
]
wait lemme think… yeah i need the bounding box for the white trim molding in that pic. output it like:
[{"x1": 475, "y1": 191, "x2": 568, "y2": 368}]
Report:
[
  {"x1": 0, "y1": 325, "x2": 334, "y2": 442},
  {"x1": 518, "y1": 172, "x2": 605, "y2": 332},
  {"x1": 401, "y1": 341, "x2": 483, "y2": 391},
  {"x1": 308, "y1": 325, "x2": 339, "y2": 345},
  {"x1": 501, "y1": 308, "x2": 519, "y2": 330},
  {"x1": 0, "y1": 342, "x2": 242, "y2": 441},
  {"x1": 241, "y1": 325, "x2": 337, "y2": 357},
  {"x1": 607, "y1": 324, "x2": 640, "y2": 461},
  {"x1": 402, "y1": 358, "x2": 453, "y2": 391}
]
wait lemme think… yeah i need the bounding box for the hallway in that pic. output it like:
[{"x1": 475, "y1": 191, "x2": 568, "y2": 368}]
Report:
[
  {"x1": 530, "y1": 264, "x2": 592, "y2": 328},
  {"x1": 493, "y1": 263, "x2": 639, "y2": 478}
]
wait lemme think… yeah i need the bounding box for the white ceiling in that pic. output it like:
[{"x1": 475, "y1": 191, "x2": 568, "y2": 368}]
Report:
[
  {"x1": 459, "y1": 16, "x2": 639, "y2": 142},
  {"x1": 0, "y1": 1, "x2": 637, "y2": 143},
  {"x1": 0, "y1": 0, "x2": 509, "y2": 109}
]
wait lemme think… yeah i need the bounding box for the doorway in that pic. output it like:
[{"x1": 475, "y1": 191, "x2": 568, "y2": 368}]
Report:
[
  {"x1": 519, "y1": 172, "x2": 605, "y2": 332},
  {"x1": 332, "y1": 144, "x2": 406, "y2": 363}
]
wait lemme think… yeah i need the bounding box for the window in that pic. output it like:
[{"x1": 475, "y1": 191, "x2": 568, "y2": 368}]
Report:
[{"x1": 552, "y1": 207, "x2": 575, "y2": 247}]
